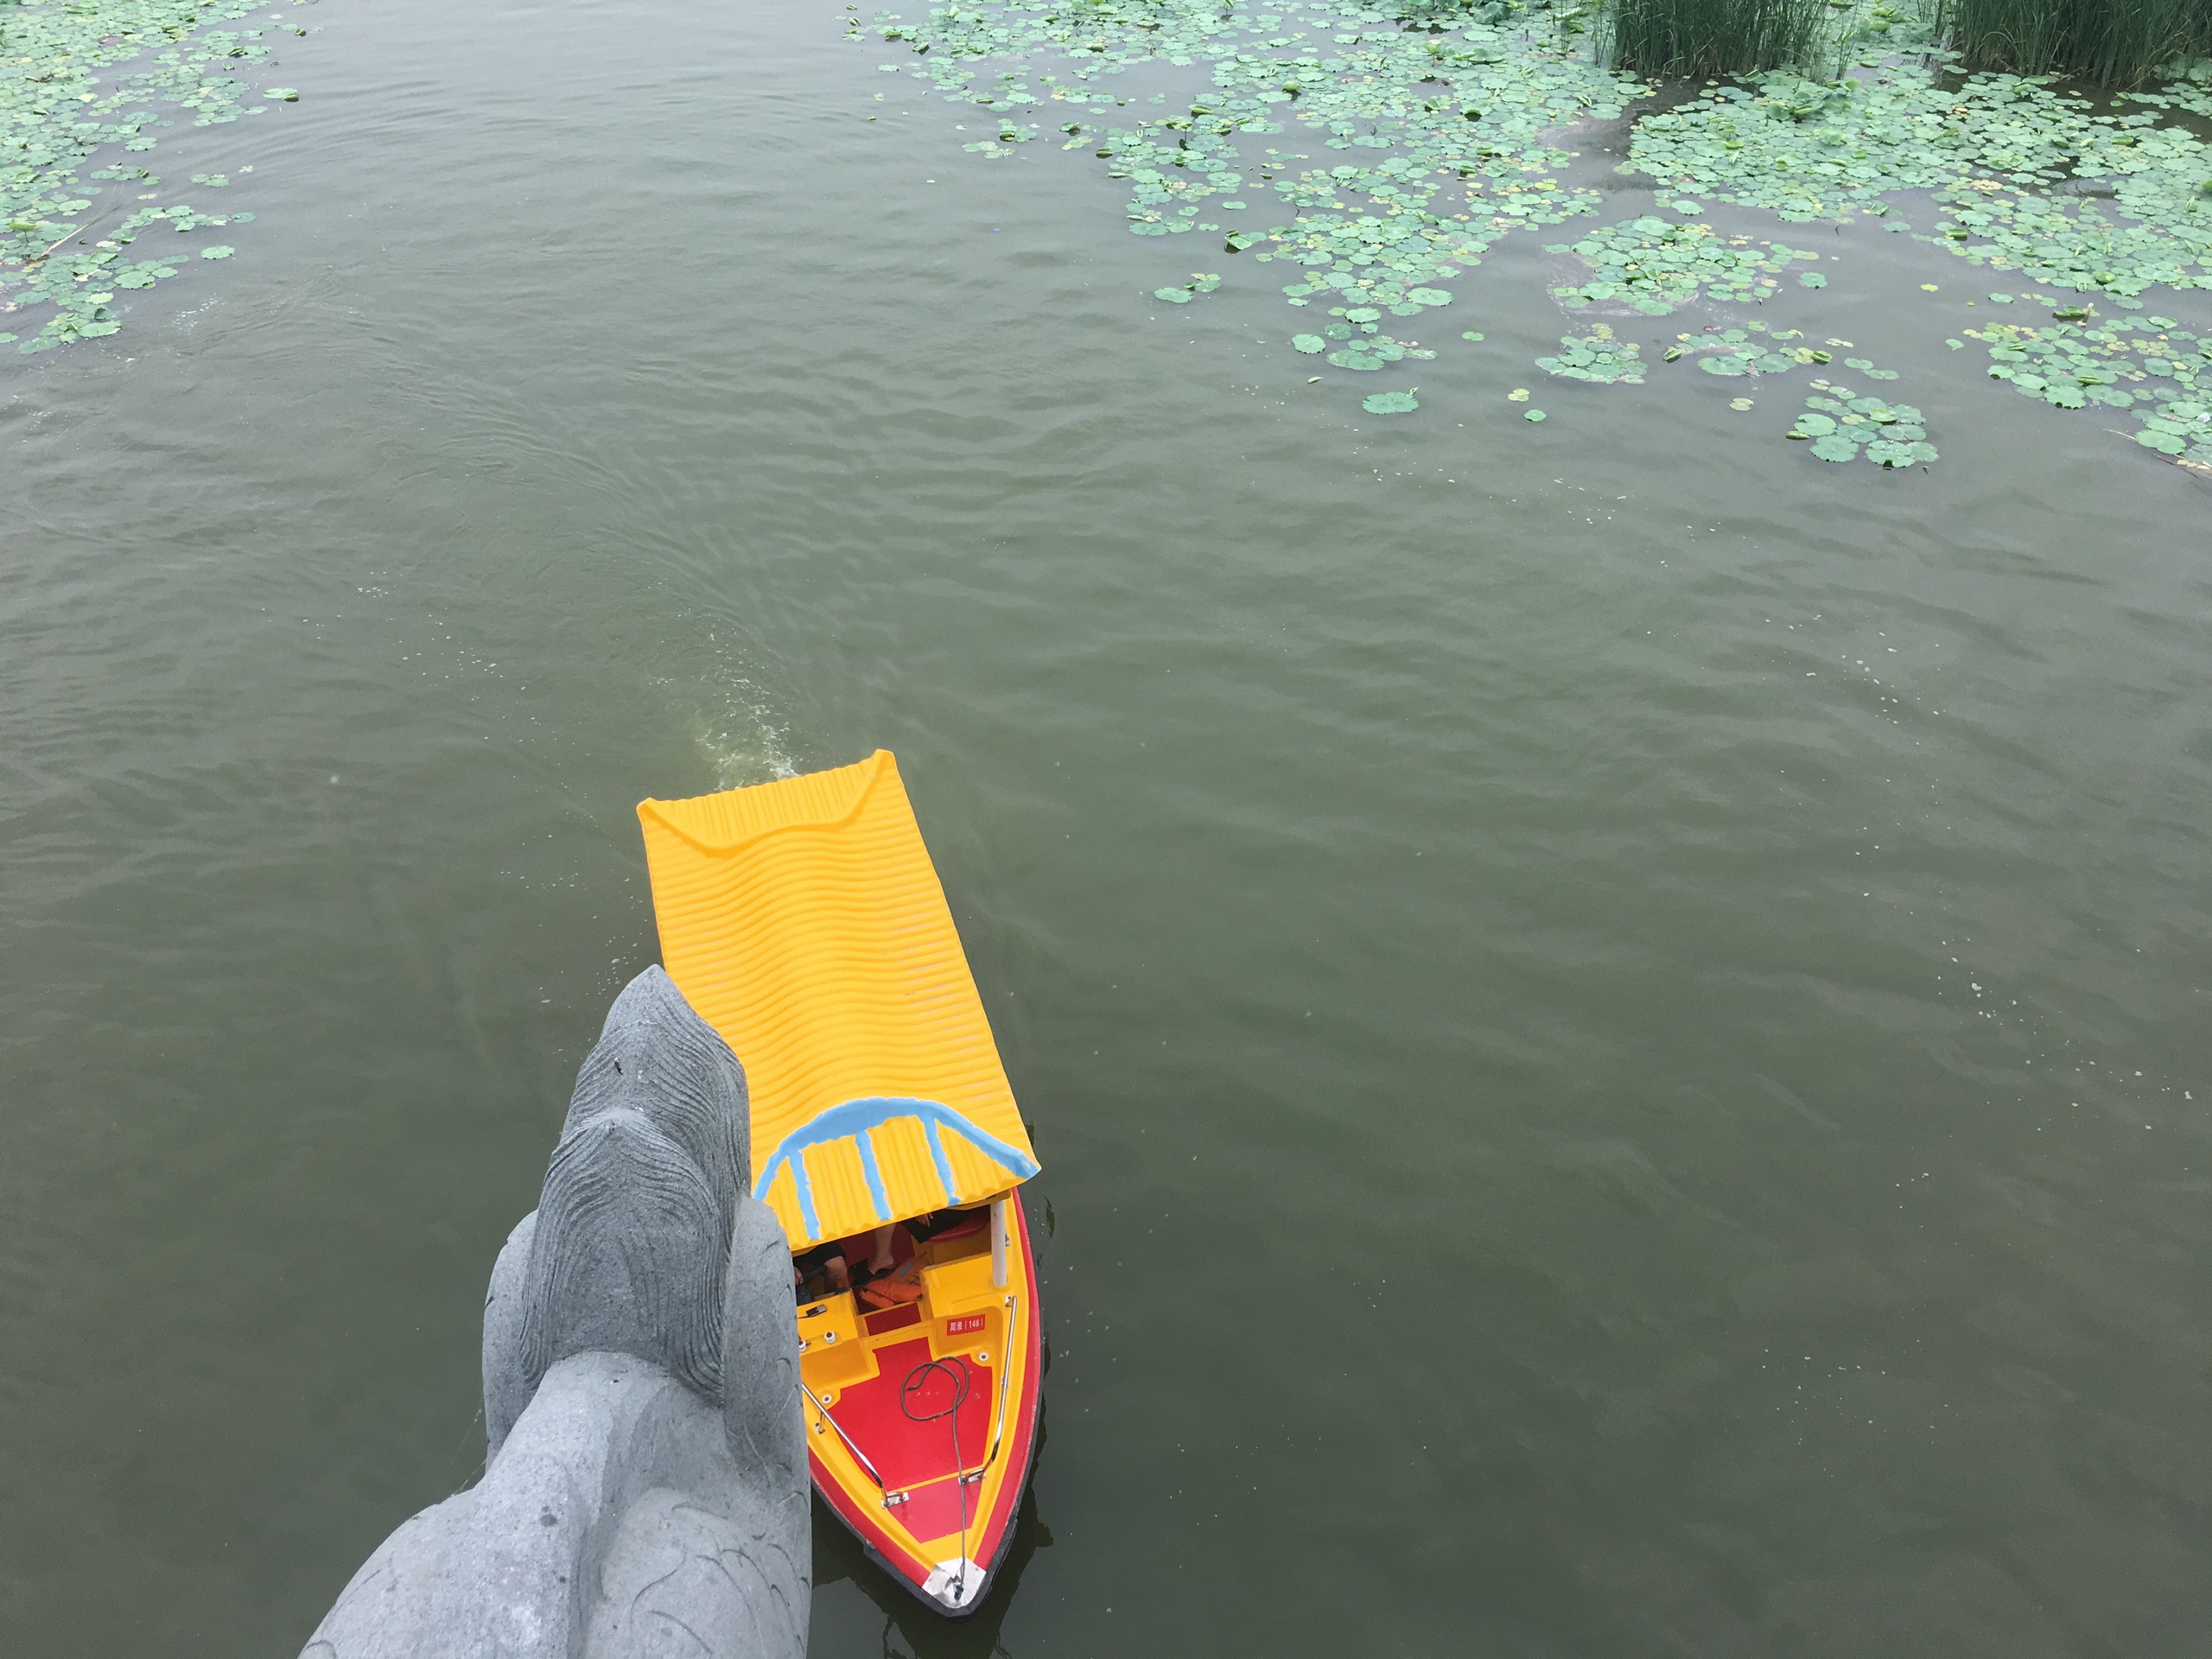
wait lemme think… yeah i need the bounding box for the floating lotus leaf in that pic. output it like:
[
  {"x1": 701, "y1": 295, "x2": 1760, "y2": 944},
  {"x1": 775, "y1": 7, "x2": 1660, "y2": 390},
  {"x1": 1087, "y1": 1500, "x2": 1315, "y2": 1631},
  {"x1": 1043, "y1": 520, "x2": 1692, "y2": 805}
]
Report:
[
  {"x1": 1363, "y1": 391, "x2": 1419, "y2": 412},
  {"x1": 1524, "y1": 408, "x2": 1546, "y2": 421},
  {"x1": 1292, "y1": 334, "x2": 1325, "y2": 353}
]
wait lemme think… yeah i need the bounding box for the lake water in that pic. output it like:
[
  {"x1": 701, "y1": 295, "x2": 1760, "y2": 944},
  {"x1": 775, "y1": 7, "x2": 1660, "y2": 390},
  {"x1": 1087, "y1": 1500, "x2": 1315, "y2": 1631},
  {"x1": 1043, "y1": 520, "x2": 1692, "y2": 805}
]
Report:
[{"x1": 4, "y1": 0, "x2": 2209, "y2": 1654}]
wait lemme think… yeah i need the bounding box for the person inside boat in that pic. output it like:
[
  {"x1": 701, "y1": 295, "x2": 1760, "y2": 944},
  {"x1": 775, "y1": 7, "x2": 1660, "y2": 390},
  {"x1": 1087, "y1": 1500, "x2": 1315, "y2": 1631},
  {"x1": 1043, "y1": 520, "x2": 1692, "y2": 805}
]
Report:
[
  {"x1": 902, "y1": 1206, "x2": 988, "y2": 1246},
  {"x1": 793, "y1": 1224, "x2": 901, "y2": 1301},
  {"x1": 792, "y1": 1242, "x2": 852, "y2": 1300}
]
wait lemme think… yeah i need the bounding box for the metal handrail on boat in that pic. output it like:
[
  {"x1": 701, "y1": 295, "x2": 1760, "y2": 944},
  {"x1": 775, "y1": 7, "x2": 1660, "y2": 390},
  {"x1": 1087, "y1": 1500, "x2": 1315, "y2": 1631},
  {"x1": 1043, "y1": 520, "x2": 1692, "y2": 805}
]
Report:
[
  {"x1": 979, "y1": 1293, "x2": 1017, "y2": 1472},
  {"x1": 804, "y1": 1382, "x2": 888, "y2": 1489}
]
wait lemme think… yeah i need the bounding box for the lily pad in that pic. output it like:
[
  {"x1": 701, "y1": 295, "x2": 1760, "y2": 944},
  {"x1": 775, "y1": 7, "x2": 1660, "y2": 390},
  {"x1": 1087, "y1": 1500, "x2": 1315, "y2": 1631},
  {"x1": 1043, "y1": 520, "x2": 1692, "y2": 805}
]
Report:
[
  {"x1": 1292, "y1": 334, "x2": 1325, "y2": 353},
  {"x1": 1363, "y1": 391, "x2": 1419, "y2": 412}
]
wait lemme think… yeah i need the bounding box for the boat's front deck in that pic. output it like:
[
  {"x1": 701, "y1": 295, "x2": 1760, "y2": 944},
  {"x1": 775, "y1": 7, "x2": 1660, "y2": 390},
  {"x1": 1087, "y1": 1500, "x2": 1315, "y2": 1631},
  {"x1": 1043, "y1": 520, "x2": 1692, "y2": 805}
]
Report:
[
  {"x1": 828, "y1": 1333, "x2": 995, "y2": 1539},
  {"x1": 796, "y1": 1198, "x2": 1039, "y2": 1611}
]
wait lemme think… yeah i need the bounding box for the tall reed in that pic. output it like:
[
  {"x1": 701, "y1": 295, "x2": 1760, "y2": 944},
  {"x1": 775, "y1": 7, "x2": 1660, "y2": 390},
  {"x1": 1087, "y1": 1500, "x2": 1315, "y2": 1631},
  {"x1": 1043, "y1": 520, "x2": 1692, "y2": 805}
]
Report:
[
  {"x1": 1942, "y1": 0, "x2": 2212, "y2": 83},
  {"x1": 1597, "y1": 0, "x2": 1834, "y2": 75}
]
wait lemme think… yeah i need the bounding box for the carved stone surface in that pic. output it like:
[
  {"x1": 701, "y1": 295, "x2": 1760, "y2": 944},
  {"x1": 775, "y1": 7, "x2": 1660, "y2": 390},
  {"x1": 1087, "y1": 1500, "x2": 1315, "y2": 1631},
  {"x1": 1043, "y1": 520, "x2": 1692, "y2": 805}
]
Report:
[{"x1": 302, "y1": 967, "x2": 809, "y2": 1659}]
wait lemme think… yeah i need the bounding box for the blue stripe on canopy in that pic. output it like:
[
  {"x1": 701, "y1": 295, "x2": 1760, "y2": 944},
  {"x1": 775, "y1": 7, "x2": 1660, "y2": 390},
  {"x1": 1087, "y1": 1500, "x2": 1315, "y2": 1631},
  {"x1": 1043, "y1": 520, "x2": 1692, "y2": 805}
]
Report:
[{"x1": 753, "y1": 1096, "x2": 1041, "y2": 1243}]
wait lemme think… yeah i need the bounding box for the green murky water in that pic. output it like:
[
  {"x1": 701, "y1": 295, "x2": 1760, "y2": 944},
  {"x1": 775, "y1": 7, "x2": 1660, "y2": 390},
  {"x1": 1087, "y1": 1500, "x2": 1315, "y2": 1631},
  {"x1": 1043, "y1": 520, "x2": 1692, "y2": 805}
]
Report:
[{"x1": 3, "y1": 0, "x2": 2209, "y2": 1654}]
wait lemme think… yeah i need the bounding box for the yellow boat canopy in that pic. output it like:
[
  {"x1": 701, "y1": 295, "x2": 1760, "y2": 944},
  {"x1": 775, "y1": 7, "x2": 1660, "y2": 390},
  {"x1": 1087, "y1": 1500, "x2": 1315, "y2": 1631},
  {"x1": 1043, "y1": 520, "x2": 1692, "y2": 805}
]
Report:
[{"x1": 638, "y1": 751, "x2": 1039, "y2": 1250}]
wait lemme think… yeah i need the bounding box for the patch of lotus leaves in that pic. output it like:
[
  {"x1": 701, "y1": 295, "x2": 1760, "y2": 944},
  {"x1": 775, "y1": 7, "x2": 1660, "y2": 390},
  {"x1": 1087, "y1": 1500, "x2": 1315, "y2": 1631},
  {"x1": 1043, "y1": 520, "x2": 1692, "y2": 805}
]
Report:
[
  {"x1": 2, "y1": 0, "x2": 295, "y2": 353},
  {"x1": 1666, "y1": 321, "x2": 1836, "y2": 379},
  {"x1": 1629, "y1": 62, "x2": 2212, "y2": 334},
  {"x1": 1548, "y1": 217, "x2": 1821, "y2": 314},
  {"x1": 1535, "y1": 323, "x2": 1643, "y2": 384},
  {"x1": 1327, "y1": 334, "x2": 1406, "y2": 369},
  {"x1": 1153, "y1": 270, "x2": 1224, "y2": 304},
  {"x1": 1788, "y1": 386, "x2": 1936, "y2": 467},
  {"x1": 1632, "y1": 66, "x2": 2209, "y2": 229},
  {"x1": 1976, "y1": 310, "x2": 2212, "y2": 463},
  {"x1": 869, "y1": 0, "x2": 1640, "y2": 377},
  {"x1": 868, "y1": 0, "x2": 2212, "y2": 472}
]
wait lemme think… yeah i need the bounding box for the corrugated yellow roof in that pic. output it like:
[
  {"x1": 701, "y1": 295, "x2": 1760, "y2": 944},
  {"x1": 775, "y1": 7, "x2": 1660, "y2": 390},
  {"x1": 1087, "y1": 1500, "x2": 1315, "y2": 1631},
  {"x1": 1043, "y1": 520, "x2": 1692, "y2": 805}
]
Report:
[{"x1": 638, "y1": 751, "x2": 1038, "y2": 1249}]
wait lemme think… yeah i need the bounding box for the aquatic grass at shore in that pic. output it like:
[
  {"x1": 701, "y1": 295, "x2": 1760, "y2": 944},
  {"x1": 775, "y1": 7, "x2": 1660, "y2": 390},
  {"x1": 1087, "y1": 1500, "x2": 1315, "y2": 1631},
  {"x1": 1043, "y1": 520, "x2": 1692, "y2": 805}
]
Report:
[
  {"x1": 1596, "y1": 0, "x2": 1835, "y2": 77},
  {"x1": 1942, "y1": 0, "x2": 2212, "y2": 84}
]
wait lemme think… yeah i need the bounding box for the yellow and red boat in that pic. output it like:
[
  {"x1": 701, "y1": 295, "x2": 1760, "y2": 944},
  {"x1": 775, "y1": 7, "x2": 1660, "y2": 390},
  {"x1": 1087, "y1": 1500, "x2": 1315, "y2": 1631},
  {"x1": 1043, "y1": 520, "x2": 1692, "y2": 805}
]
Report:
[{"x1": 637, "y1": 751, "x2": 1044, "y2": 1618}]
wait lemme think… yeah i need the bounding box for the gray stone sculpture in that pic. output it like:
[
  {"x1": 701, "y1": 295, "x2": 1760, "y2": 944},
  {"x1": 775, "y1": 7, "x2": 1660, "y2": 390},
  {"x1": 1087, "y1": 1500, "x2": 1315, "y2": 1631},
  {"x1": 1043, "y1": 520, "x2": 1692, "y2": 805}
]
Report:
[{"x1": 303, "y1": 967, "x2": 810, "y2": 1659}]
